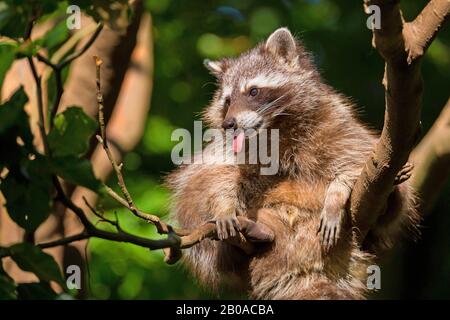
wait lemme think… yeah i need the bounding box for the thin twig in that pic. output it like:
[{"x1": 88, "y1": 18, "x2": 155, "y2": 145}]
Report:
[
  {"x1": 93, "y1": 55, "x2": 181, "y2": 235},
  {"x1": 52, "y1": 176, "x2": 182, "y2": 251},
  {"x1": 82, "y1": 196, "x2": 122, "y2": 231},
  {"x1": 24, "y1": 17, "x2": 49, "y2": 154},
  {"x1": 35, "y1": 23, "x2": 104, "y2": 127},
  {"x1": 39, "y1": 22, "x2": 100, "y2": 127},
  {"x1": 27, "y1": 56, "x2": 50, "y2": 154},
  {"x1": 49, "y1": 69, "x2": 64, "y2": 127},
  {"x1": 60, "y1": 23, "x2": 103, "y2": 69},
  {"x1": 36, "y1": 53, "x2": 56, "y2": 69},
  {"x1": 38, "y1": 232, "x2": 90, "y2": 250},
  {"x1": 94, "y1": 56, "x2": 132, "y2": 204},
  {"x1": 102, "y1": 184, "x2": 185, "y2": 234}
]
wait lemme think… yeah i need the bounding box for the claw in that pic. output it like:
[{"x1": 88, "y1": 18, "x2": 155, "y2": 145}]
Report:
[
  {"x1": 231, "y1": 217, "x2": 241, "y2": 231},
  {"x1": 214, "y1": 216, "x2": 240, "y2": 240},
  {"x1": 329, "y1": 226, "x2": 337, "y2": 251},
  {"x1": 333, "y1": 226, "x2": 338, "y2": 246},
  {"x1": 325, "y1": 226, "x2": 332, "y2": 250},
  {"x1": 317, "y1": 218, "x2": 323, "y2": 235},
  {"x1": 227, "y1": 219, "x2": 236, "y2": 237},
  {"x1": 318, "y1": 208, "x2": 344, "y2": 252},
  {"x1": 394, "y1": 162, "x2": 414, "y2": 185},
  {"x1": 216, "y1": 220, "x2": 223, "y2": 240}
]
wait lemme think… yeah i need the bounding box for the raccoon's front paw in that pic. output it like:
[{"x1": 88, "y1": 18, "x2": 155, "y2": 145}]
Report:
[
  {"x1": 318, "y1": 207, "x2": 345, "y2": 251},
  {"x1": 214, "y1": 216, "x2": 241, "y2": 240},
  {"x1": 394, "y1": 162, "x2": 414, "y2": 185}
]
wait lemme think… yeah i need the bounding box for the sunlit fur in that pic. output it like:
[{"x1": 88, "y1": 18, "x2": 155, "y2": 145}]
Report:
[{"x1": 166, "y1": 28, "x2": 419, "y2": 299}]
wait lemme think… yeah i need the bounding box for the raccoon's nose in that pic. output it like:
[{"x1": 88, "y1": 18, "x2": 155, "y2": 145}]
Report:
[{"x1": 222, "y1": 118, "x2": 237, "y2": 130}]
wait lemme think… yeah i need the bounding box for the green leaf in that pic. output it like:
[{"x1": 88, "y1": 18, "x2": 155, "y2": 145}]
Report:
[
  {"x1": 0, "y1": 86, "x2": 31, "y2": 141},
  {"x1": 56, "y1": 293, "x2": 75, "y2": 300},
  {"x1": 50, "y1": 156, "x2": 101, "y2": 192},
  {"x1": 17, "y1": 282, "x2": 58, "y2": 300},
  {"x1": 0, "y1": 1, "x2": 62, "y2": 39},
  {"x1": 0, "y1": 42, "x2": 16, "y2": 98},
  {"x1": 0, "y1": 2, "x2": 30, "y2": 39},
  {"x1": 0, "y1": 264, "x2": 17, "y2": 300},
  {"x1": 9, "y1": 243, "x2": 65, "y2": 288},
  {"x1": 1, "y1": 175, "x2": 51, "y2": 231},
  {"x1": 48, "y1": 106, "x2": 97, "y2": 157},
  {"x1": 15, "y1": 40, "x2": 42, "y2": 58},
  {"x1": 39, "y1": 19, "x2": 69, "y2": 51},
  {"x1": 0, "y1": 87, "x2": 33, "y2": 169},
  {"x1": 0, "y1": 89, "x2": 51, "y2": 232},
  {"x1": 1, "y1": 155, "x2": 53, "y2": 232},
  {"x1": 0, "y1": 275, "x2": 17, "y2": 300}
]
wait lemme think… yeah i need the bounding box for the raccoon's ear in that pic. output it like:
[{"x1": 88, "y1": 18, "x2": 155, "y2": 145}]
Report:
[
  {"x1": 265, "y1": 27, "x2": 298, "y2": 64},
  {"x1": 204, "y1": 59, "x2": 227, "y2": 77}
]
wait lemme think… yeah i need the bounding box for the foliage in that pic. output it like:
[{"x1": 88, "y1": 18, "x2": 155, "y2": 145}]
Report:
[
  {"x1": 0, "y1": 1, "x2": 105, "y2": 299},
  {"x1": 9, "y1": 243, "x2": 65, "y2": 287}
]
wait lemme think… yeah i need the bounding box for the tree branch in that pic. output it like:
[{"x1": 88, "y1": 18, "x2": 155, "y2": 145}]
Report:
[
  {"x1": 38, "y1": 232, "x2": 89, "y2": 250},
  {"x1": 52, "y1": 176, "x2": 182, "y2": 252},
  {"x1": 351, "y1": 0, "x2": 450, "y2": 243},
  {"x1": 27, "y1": 56, "x2": 49, "y2": 154},
  {"x1": 102, "y1": 184, "x2": 187, "y2": 235},
  {"x1": 24, "y1": 19, "x2": 49, "y2": 155},
  {"x1": 404, "y1": 0, "x2": 450, "y2": 64},
  {"x1": 410, "y1": 97, "x2": 450, "y2": 215},
  {"x1": 0, "y1": 215, "x2": 273, "y2": 261},
  {"x1": 60, "y1": 23, "x2": 104, "y2": 69},
  {"x1": 36, "y1": 22, "x2": 104, "y2": 127},
  {"x1": 92, "y1": 55, "x2": 182, "y2": 235}
]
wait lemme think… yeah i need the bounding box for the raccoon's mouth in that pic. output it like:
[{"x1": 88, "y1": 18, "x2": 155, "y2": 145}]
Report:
[
  {"x1": 231, "y1": 121, "x2": 264, "y2": 153},
  {"x1": 232, "y1": 131, "x2": 245, "y2": 153}
]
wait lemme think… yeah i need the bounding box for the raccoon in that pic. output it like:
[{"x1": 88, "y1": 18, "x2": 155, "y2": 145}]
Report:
[{"x1": 166, "y1": 28, "x2": 419, "y2": 299}]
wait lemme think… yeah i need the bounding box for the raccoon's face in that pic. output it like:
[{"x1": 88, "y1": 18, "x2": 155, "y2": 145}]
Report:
[{"x1": 203, "y1": 28, "x2": 315, "y2": 134}]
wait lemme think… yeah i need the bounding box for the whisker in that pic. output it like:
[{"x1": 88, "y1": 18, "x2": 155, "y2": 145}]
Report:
[
  {"x1": 257, "y1": 94, "x2": 288, "y2": 114},
  {"x1": 272, "y1": 112, "x2": 293, "y2": 118}
]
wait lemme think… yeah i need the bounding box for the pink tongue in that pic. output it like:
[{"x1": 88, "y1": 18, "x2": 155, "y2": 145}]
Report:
[{"x1": 232, "y1": 132, "x2": 245, "y2": 153}]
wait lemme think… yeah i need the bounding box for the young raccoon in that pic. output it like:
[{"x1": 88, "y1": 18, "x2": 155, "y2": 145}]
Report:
[{"x1": 166, "y1": 28, "x2": 419, "y2": 299}]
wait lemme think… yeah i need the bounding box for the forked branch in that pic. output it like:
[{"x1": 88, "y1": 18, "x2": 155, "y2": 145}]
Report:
[{"x1": 351, "y1": 0, "x2": 450, "y2": 243}]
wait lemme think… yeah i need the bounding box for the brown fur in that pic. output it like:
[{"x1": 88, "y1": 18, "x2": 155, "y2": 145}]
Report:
[{"x1": 166, "y1": 28, "x2": 420, "y2": 299}]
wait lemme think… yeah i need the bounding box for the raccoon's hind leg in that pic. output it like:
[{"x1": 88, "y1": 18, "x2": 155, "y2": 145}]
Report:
[{"x1": 318, "y1": 175, "x2": 352, "y2": 251}]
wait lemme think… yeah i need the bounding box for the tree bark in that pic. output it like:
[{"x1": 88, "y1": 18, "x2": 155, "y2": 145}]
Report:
[
  {"x1": 410, "y1": 97, "x2": 450, "y2": 215},
  {"x1": 351, "y1": 0, "x2": 450, "y2": 243}
]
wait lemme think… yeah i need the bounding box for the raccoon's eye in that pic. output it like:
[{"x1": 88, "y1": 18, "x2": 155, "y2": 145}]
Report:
[
  {"x1": 249, "y1": 87, "x2": 259, "y2": 97},
  {"x1": 224, "y1": 97, "x2": 231, "y2": 109}
]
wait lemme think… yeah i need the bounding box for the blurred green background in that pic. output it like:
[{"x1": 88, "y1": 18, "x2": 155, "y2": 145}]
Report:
[{"x1": 87, "y1": 0, "x2": 450, "y2": 299}]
